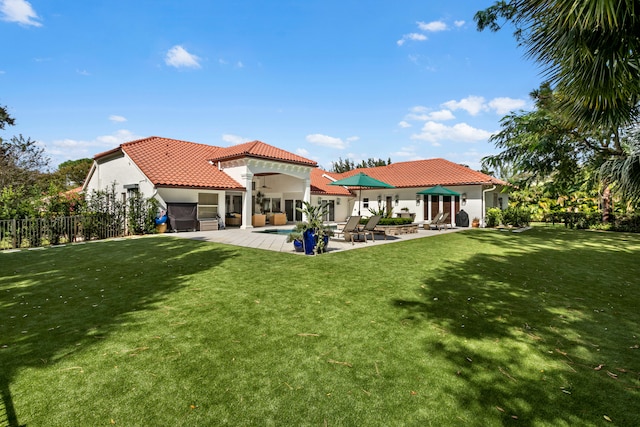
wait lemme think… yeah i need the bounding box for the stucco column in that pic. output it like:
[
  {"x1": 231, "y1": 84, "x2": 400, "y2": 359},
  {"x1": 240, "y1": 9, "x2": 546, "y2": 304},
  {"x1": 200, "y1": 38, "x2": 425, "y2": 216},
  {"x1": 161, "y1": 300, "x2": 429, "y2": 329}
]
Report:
[
  {"x1": 302, "y1": 177, "x2": 311, "y2": 222},
  {"x1": 241, "y1": 173, "x2": 254, "y2": 229}
]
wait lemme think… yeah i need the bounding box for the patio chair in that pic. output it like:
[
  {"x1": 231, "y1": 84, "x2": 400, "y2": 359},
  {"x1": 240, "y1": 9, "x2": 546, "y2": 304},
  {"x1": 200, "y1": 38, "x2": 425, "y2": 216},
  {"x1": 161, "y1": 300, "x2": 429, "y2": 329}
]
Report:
[
  {"x1": 333, "y1": 215, "x2": 362, "y2": 245},
  {"x1": 425, "y1": 211, "x2": 443, "y2": 230},
  {"x1": 433, "y1": 212, "x2": 450, "y2": 231},
  {"x1": 358, "y1": 215, "x2": 385, "y2": 241}
]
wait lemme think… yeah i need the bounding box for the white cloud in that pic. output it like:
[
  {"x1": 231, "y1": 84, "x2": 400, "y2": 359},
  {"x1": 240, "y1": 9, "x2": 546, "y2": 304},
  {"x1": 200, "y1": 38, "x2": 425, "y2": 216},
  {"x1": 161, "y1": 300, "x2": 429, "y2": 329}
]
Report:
[
  {"x1": 410, "y1": 106, "x2": 429, "y2": 113},
  {"x1": 454, "y1": 20, "x2": 465, "y2": 28},
  {"x1": 76, "y1": 69, "x2": 90, "y2": 76},
  {"x1": 417, "y1": 21, "x2": 447, "y2": 32},
  {"x1": 411, "y1": 121, "x2": 492, "y2": 144},
  {"x1": 397, "y1": 32, "x2": 427, "y2": 46},
  {"x1": 94, "y1": 129, "x2": 142, "y2": 146},
  {"x1": 390, "y1": 145, "x2": 419, "y2": 158},
  {"x1": 407, "y1": 109, "x2": 455, "y2": 122},
  {"x1": 306, "y1": 133, "x2": 346, "y2": 149},
  {"x1": 398, "y1": 121, "x2": 411, "y2": 129},
  {"x1": 48, "y1": 130, "x2": 142, "y2": 164},
  {"x1": 488, "y1": 97, "x2": 527, "y2": 115},
  {"x1": 296, "y1": 148, "x2": 310, "y2": 157},
  {"x1": 165, "y1": 45, "x2": 201, "y2": 69},
  {"x1": 109, "y1": 115, "x2": 127, "y2": 123},
  {"x1": 222, "y1": 134, "x2": 247, "y2": 145},
  {"x1": 346, "y1": 136, "x2": 360, "y2": 142},
  {"x1": 442, "y1": 96, "x2": 487, "y2": 116},
  {"x1": 0, "y1": 0, "x2": 41, "y2": 27}
]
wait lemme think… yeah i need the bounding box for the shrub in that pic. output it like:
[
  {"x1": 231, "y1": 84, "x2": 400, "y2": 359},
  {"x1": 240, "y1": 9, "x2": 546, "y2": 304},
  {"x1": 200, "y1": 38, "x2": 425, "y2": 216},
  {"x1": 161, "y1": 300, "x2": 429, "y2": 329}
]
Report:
[
  {"x1": 378, "y1": 217, "x2": 413, "y2": 226},
  {"x1": 543, "y1": 212, "x2": 601, "y2": 229},
  {"x1": 610, "y1": 213, "x2": 640, "y2": 233},
  {"x1": 502, "y1": 207, "x2": 531, "y2": 227},
  {"x1": 128, "y1": 192, "x2": 159, "y2": 235},
  {"x1": 485, "y1": 208, "x2": 502, "y2": 227}
]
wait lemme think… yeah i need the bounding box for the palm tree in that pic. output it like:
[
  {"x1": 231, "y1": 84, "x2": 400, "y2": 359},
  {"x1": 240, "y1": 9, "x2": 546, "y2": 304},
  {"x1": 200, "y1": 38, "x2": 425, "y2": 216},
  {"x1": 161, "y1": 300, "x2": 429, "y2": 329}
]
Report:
[
  {"x1": 476, "y1": 0, "x2": 640, "y2": 128},
  {"x1": 600, "y1": 138, "x2": 640, "y2": 203}
]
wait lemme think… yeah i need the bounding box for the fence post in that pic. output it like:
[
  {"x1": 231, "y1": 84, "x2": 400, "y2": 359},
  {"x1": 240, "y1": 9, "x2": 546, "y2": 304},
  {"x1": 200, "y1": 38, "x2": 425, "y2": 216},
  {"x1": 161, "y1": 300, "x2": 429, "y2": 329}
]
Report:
[{"x1": 11, "y1": 219, "x2": 16, "y2": 249}]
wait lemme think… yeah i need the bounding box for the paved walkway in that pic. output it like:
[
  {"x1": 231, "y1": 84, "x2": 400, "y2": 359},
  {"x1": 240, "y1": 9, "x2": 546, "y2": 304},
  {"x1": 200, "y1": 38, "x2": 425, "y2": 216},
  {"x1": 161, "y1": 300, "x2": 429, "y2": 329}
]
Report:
[{"x1": 168, "y1": 224, "x2": 463, "y2": 254}]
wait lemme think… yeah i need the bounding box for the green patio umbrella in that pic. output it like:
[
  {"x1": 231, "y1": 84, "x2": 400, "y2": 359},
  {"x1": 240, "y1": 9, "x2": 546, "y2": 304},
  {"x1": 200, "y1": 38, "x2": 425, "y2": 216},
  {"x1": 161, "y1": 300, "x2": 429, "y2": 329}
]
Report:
[
  {"x1": 417, "y1": 185, "x2": 461, "y2": 196},
  {"x1": 329, "y1": 172, "x2": 394, "y2": 215}
]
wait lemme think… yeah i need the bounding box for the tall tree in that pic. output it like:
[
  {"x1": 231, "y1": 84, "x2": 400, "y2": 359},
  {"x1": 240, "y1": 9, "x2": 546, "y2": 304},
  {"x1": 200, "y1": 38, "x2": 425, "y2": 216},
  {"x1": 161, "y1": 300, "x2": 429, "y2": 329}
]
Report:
[
  {"x1": 0, "y1": 104, "x2": 16, "y2": 130},
  {"x1": 0, "y1": 135, "x2": 50, "y2": 189},
  {"x1": 483, "y1": 83, "x2": 617, "y2": 186},
  {"x1": 330, "y1": 157, "x2": 391, "y2": 173},
  {"x1": 54, "y1": 158, "x2": 93, "y2": 187},
  {"x1": 475, "y1": 1, "x2": 640, "y2": 128},
  {"x1": 331, "y1": 157, "x2": 356, "y2": 173},
  {"x1": 0, "y1": 105, "x2": 51, "y2": 203},
  {"x1": 599, "y1": 132, "x2": 640, "y2": 202}
]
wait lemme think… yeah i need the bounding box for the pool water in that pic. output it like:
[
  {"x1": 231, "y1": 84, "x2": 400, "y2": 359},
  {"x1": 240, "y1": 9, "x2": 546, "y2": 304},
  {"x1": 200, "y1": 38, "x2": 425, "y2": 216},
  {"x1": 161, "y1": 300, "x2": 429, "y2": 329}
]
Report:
[
  {"x1": 254, "y1": 228, "x2": 293, "y2": 235},
  {"x1": 254, "y1": 225, "x2": 338, "y2": 235}
]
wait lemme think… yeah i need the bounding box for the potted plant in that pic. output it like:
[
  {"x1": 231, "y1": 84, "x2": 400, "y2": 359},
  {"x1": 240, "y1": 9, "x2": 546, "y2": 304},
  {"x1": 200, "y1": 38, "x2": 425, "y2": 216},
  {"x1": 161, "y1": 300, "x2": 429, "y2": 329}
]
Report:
[
  {"x1": 471, "y1": 217, "x2": 480, "y2": 228},
  {"x1": 286, "y1": 223, "x2": 305, "y2": 252},
  {"x1": 295, "y1": 201, "x2": 332, "y2": 255}
]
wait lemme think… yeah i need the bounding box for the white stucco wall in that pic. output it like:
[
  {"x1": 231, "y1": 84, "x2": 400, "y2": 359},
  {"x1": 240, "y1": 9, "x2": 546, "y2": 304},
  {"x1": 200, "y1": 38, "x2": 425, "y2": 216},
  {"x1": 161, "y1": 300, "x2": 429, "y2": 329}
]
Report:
[
  {"x1": 335, "y1": 185, "x2": 506, "y2": 227},
  {"x1": 84, "y1": 153, "x2": 155, "y2": 199}
]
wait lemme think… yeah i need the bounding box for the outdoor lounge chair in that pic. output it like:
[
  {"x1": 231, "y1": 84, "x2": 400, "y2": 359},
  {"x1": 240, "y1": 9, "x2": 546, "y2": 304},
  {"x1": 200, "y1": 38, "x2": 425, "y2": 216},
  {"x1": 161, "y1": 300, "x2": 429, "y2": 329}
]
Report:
[
  {"x1": 432, "y1": 212, "x2": 450, "y2": 231},
  {"x1": 425, "y1": 212, "x2": 443, "y2": 230},
  {"x1": 333, "y1": 215, "x2": 362, "y2": 245},
  {"x1": 358, "y1": 215, "x2": 385, "y2": 241}
]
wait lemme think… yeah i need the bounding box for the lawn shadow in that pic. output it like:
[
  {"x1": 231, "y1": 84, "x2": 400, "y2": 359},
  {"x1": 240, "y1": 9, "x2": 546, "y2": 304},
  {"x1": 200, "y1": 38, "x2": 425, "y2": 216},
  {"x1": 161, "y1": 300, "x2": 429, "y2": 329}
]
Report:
[
  {"x1": 393, "y1": 229, "x2": 640, "y2": 425},
  {"x1": 0, "y1": 237, "x2": 234, "y2": 426}
]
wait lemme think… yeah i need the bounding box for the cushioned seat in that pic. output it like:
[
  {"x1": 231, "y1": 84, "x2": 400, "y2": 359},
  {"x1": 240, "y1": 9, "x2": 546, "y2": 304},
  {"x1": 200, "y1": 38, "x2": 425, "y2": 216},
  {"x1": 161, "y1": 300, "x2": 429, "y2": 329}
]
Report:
[{"x1": 226, "y1": 213, "x2": 242, "y2": 226}]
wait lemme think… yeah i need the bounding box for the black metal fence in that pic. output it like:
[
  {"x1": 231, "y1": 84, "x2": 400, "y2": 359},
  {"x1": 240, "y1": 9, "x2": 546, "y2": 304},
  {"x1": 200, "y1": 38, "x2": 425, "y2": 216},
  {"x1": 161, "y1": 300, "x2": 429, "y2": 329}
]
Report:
[{"x1": 0, "y1": 212, "x2": 127, "y2": 250}]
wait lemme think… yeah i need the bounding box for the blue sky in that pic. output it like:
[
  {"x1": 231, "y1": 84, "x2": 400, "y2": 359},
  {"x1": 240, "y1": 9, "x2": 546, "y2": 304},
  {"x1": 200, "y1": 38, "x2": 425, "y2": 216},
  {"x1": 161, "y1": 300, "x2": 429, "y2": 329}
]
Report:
[{"x1": 1, "y1": 0, "x2": 541, "y2": 171}]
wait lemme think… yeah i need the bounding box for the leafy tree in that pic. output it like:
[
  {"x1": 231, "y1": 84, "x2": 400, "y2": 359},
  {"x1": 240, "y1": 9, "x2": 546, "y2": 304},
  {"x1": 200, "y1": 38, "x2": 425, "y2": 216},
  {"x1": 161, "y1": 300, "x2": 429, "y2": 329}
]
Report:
[
  {"x1": 0, "y1": 134, "x2": 51, "y2": 190},
  {"x1": 1, "y1": 105, "x2": 50, "y2": 190},
  {"x1": 331, "y1": 157, "x2": 391, "y2": 173},
  {"x1": 475, "y1": 0, "x2": 640, "y2": 129},
  {"x1": 357, "y1": 158, "x2": 391, "y2": 169},
  {"x1": 483, "y1": 84, "x2": 614, "y2": 188},
  {"x1": 331, "y1": 157, "x2": 356, "y2": 173},
  {"x1": 600, "y1": 133, "x2": 640, "y2": 203},
  {"x1": 0, "y1": 104, "x2": 16, "y2": 130},
  {"x1": 54, "y1": 158, "x2": 93, "y2": 188}
]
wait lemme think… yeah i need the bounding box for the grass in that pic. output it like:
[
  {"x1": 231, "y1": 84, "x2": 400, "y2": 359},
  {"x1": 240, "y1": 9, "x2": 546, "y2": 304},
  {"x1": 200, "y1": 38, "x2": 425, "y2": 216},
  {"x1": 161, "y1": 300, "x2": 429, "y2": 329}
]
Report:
[{"x1": 0, "y1": 227, "x2": 639, "y2": 426}]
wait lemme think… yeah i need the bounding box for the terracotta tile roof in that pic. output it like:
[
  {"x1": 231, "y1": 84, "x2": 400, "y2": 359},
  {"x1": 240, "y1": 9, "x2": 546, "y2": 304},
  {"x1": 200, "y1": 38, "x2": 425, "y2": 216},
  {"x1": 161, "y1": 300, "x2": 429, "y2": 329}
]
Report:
[
  {"x1": 310, "y1": 169, "x2": 353, "y2": 196},
  {"x1": 97, "y1": 136, "x2": 245, "y2": 190},
  {"x1": 329, "y1": 158, "x2": 506, "y2": 188},
  {"x1": 209, "y1": 140, "x2": 317, "y2": 166}
]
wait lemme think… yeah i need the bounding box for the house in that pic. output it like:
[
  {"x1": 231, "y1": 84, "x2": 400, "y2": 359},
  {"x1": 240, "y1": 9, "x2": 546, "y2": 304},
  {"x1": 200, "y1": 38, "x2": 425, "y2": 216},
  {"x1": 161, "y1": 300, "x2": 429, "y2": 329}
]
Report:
[{"x1": 83, "y1": 136, "x2": 506, "y2": 229}]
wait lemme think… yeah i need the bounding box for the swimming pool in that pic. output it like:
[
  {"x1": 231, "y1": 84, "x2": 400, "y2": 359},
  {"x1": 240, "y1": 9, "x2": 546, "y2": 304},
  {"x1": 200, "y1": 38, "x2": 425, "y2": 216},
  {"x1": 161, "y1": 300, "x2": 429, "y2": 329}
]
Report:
[
  {"x1": 253, "y1": 228, "x2": 294, "y2": 235},
  {"x1": 253, "y1": 225, "x2": 338, "y2": 235}
]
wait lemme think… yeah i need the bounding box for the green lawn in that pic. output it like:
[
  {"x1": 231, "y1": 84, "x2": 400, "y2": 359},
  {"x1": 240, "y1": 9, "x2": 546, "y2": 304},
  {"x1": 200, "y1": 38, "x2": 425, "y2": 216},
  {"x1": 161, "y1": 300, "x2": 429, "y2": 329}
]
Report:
[{"x1": 1, "y1": 228, "x2": 639, "y2": 426}]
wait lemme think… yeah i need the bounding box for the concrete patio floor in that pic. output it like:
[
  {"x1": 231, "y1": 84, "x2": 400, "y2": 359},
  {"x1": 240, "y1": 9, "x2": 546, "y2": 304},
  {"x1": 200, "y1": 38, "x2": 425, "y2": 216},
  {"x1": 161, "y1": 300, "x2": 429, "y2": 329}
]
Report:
[{"x1": 167, "y1": 224, "x2": 464, "y2": 254}]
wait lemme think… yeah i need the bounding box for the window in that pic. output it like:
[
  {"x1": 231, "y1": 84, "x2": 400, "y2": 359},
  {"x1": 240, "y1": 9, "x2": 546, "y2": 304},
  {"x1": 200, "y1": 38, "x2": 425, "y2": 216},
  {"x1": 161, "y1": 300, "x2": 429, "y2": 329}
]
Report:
[
  {"x1": 363, "y1": 198, "x2": 369, "y2": 208},
  {"x1": 198, "y1": 193, "x2": 218, "y2": 219}
]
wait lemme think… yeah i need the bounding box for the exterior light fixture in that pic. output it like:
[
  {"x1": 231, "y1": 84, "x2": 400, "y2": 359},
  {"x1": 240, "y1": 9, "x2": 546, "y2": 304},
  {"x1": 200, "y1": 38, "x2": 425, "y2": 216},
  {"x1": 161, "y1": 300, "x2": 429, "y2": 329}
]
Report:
[
  {"x1": 416, "y1": 194, "x2": 421, "y2": 205},
  {"x1": 462, "y1": 193, "x2": 467, "y2": 206},
  {"x1": 336, "y1": 198, "x2": 341, "y2": 205},
  {"x1": 317, "y1": 197, "x2": 322, "y2": 205},
  {"x1": 395, "y1": 194, "x2": 399, "y2": 205},
  {"x1": 377, "y1": 195, "x2": 382, "y2": 202}
]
